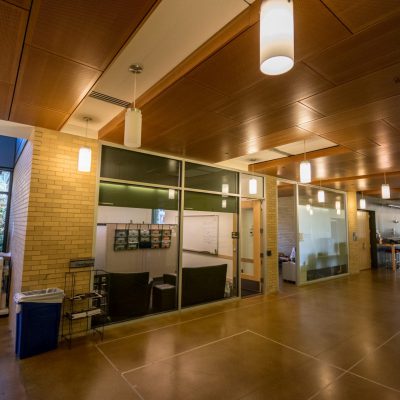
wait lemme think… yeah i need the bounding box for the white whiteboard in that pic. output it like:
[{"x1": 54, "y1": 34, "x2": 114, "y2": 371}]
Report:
[{"x1": 183, "y1": 215, "x2": 219, "y2": 254}]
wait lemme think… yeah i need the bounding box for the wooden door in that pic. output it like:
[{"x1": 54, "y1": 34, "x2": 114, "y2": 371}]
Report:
[
  {"x1": 240, "y1": 199, "x2": 261, "y2": 282},
  {"x1": 357, "y1": 210, "x2": 371, "y2": 269}
]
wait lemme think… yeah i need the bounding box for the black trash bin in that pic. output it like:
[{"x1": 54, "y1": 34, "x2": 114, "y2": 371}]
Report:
[{"x1": 14, "y1": 288, "x2": 64, "y2": 359}]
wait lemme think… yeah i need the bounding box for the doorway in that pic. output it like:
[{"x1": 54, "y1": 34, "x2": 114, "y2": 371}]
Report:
[
  {"x1": 240, "y1": 198, "x2": 263, "y2": 297},
  {"x1": 357, "y1": 210, "x2": 372, "y2": 270}
]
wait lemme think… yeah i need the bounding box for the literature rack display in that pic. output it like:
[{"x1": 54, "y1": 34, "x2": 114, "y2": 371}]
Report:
[
  {"x1": 62, "y1": 261, "x2": 107, "y2": 347},
  {"x1": 113, "y1": 224, "x2": 174, "y2": 252}
]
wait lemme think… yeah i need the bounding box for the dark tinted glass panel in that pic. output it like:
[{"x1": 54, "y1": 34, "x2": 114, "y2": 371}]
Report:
[
  {"x1": 185, "y1": 162, "x2": 238, "y2": 193},
  {"x1": 101, "y1": 146, "x2": 181, "y2": 186},
  {"x1": 184, "y1": 191, "x2": 237, "y2": 213},
  {"x1": 99, "y1": 182, "x2": 179, "y2": 210},
  {"x1": 0, "y1": 194, "x2": 8, "y2": 251}
]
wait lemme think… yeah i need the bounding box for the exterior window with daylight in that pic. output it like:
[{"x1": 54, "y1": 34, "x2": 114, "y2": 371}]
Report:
[{"x1": 0, "y1": 170, "x2": 11, "y2": 252}]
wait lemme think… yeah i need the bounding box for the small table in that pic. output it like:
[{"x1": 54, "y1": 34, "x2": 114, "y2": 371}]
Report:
[
  {"x1": 152, "y1": 284, "x2": 176, "y2": 312},
  {"x1": 378, "y1": 244, "x2": 400, "y2": 271}
]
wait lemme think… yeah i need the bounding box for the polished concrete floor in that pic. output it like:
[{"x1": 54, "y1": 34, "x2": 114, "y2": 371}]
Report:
[{"x1": 2, "y1": 269, "x2": 400, "y2": 399}]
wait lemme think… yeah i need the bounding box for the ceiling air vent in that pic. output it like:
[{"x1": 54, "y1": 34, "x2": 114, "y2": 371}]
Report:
[{"x1": 88, "y1": 91, "x2": 131, "y2": 108}]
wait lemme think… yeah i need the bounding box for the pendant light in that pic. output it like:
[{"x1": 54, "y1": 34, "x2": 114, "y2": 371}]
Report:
[
  {"x1": 299, "y1": 140, "x2": 311, "y2": 183},
  {"x1": 222, "y1": 199, "x2": 227, "y2": 209},
  {"x1": 124, "y1": 64, "x2": 143, "y2": 148},
  {"x1": 359, "y1": 193, "x2": 366, "y2": 209},
  {"x1": 335, "y1": 200, "x2": 341, "y2": 210},
  {"x1": 381, "y1": 173, "x2": 391, "y2": 199},
  {"x1": 317, "y1": 182, "x2": 325, "y2": 203},
  {"x1": 168, "y1": 189, "x2": 175, "y2": 200},
  {"x1": 222, "y1": 183, "x2": 229, "y2": 194},
  {"x1": 260, "y1": 0, "x2": 294, "y2": 75},
  {"x1": 248, "y1": 160, "x2": 258, "y2": 195},
  {"x1": 78, "y1": 117, "x2": 92, "y2": 172}
]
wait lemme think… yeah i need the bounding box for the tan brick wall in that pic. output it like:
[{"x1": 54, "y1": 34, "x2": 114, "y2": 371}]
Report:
[
  {"x1": 265, "y1": 175, "x2": 279, "y2": 294},
  {"x1": 347, "y1": 191, "x2": 362, "y2": 274},
  {"x1": 20, "y1": 129, "x2": 99, "y2": 292},
  {"x1": 8, "y1": 138, "x2": 34, "y2": 330}
]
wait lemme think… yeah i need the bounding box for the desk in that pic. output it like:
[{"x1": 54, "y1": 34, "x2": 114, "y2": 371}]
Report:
[{"x1": 377, "y1": 244, "x2": 400, "y2": 271}]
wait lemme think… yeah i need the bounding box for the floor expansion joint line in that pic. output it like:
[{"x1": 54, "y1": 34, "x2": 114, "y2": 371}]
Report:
[
  {"x1": 121, "y1": 330, "x2": 250, "y2": 376},
  {"x1": 95, "y1": 344, "x2": 120, "y2": 373},
  {"x1": 247, "y1": 330, "x2": 347, "y2": 373},
  {"x1": 99, "y1": 292, "x2": 300, "y2": 346},
  {"x1": 121, "y1": 374, "x2": 146, "y2": 400}
]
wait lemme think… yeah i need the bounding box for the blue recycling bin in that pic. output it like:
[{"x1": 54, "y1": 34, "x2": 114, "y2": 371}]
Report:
[{"x1": 14, "y1": 288, "x2": 64, "y2": 359}]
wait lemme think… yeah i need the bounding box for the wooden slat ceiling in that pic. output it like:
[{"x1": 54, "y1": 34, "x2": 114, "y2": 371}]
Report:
[
  {"x1": 0, "y1": 0, "x2": 158, "y2": 129},
  {"x1": 99, "y1": 0, "x2": 400, "y2": 198},
  {"x1": 2, "y1": 0, "x2": 400, "y2": 198}
]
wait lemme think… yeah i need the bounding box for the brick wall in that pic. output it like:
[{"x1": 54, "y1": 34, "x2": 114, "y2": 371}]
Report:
[
  {"x1": 8, "y1": 138, "x2": 33, "y2": 329},
  {"x1": 265, "y1": 175, "x2": 279, "y2": 294},
  {"x1": 278, "y1": 195, "x2": 296, "y2": 256}
]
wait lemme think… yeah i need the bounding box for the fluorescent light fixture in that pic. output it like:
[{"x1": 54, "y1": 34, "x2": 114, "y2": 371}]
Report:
[
  {"x1": 168, "y1": 189, "x2": 175, "y2": 200},
  {"x1": 335, "y1": 200, "x2": 341, "y2": 210},
  {"x1": 222, "y1": 199, "x2": 227, "y2": 209},
  {"x1": 249, "y1": 178, "x2": 258, "y2": 195},
  {"x1": 359, "y1": 198, "x2": 366, "y2": 209},
  {"x1": 221, "y1": 184, "x2": 229, "y2": 194},
  {"x1": 78, "y1": 147, "x2": 91, "y2": 172},
  {"x1": 124, "y1": 108, "x2": 142, "y2": 148},
  {"x1": 299, "y1": 160, "x2": 311, "y2": 183},
  {"x1": 317, "y1": 189, "x2": 325, "y2": 203},
  {"x1": 382, "y1": 183, "x2": 391, "y2": 199},
  {"x1": 260, "y1": 0, "x2": 294, "y2": 75}
]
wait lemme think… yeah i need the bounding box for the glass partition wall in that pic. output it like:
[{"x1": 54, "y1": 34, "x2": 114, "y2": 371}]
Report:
[{"x1": 297, "y1": 185, "x2": 348, "y2": 283}]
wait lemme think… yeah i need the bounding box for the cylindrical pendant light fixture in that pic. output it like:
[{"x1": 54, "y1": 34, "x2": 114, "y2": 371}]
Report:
[
  {"x1": 359, "y1": 197, "x2": 366, "y2": 209},
  {"x1": 124, "y1": 64, "x2": 143, "y2": 148},
  {"x1": 249, "y1": 178, "x2": 258, "y2": 195},
  {"x1": 260, "y1": 0, "x2": 294, "y2": 75},
  {"x1": 335, "y1": 200, "x2": 341, "y2": 210},
  {"x1": 78, "y1": 116, "x2": 92, "y2": 172},
  {"x1": 382, "y1": 184, "x2": 390, "y2": 199},
  {"x1": 222, "y1": 183, "x2": 229, "y2": 194},
  {"x1": 168, "y1": 189, "x2": 175, "y2": 200},
  {"x1": 299, "y1": 160, "x2": 311, "y2": 183},
  {"x1": 382, "y1": 173, "x2": 390, "y2": 199},
  {"x1": 222, "y1": 199, "x2": 227, "y2": 209},
  {"x1": 317, "y1": 189, "x2": 325, "y2": 203}
]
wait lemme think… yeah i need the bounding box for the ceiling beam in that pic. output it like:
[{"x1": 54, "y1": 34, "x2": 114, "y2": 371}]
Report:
[
  {"x1": 98, "y1": 0, "x2": 261, "y2": 140},
  {"x1": 250, "y1": 145, "x2": 351, "y2": 172}
]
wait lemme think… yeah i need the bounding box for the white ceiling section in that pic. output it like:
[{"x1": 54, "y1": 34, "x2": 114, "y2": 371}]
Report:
[
  {"x1": 217, "y1": 136, "x2": 337, "y2": 171},
  {"x1": 63, "y1": 0, "x2": 251, "y2": 135},
  {"x1": 0, "y1": 119, "x2": 34, "y2": 139}
]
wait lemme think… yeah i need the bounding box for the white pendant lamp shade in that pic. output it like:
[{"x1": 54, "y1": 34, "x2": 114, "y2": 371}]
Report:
[
  {"x1": 336, "y1": 209, "x2": 341, "y2": 215},
  {"x1": 222, "y1": 199, "x2": 227, "y2": 209},
  {"x1": 249, "y1": 178, "x2": 258, "y2": 195},
  {"x1": 335, "y1": 200, "x2": 341, "y2": 210},
  {"x1": 168, "y1": 189, "x2": 175, "y2": 200},
  {"x1": 124, "y1": 108, "x2": 142, "y2": 148},
  {"x1": 382, "y1": 183, "x2": 391, "y2": 199},
  {"x1": 221, "y1": 183, "x2": 229, "y2": 194},
  {"x1": 299, "y1": 160, "x2": 311, "y2": 183},
  {"x1": 317, "y1": 189, "x2": 325, "y2": 203},
  {"x1": 359, "y1": 198, "x2": 366, "y2": 209},
  {"x1": 260, "y1": 0, "x2": 294, "y2": 75},
  {"x1": 78, "y1": 147, "x2": 91, "y2": 172}
]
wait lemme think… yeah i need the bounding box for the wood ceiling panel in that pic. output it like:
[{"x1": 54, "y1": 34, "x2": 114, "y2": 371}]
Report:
[
  {"x1": 141, "y1": 77, "x2": 228, "y2": 138},
  {"x1": 0, "y1": 1, "x2": 28, "y2": 83},
  {"x1": 6, "y1": 0, "x2": 31, "y2": 10},
  {"x1": 187, "y1": 24, "x2": 265, "y2": 96},
  {"x1": 10, "y1": 102, "x2": 68, "y2": 130},
  {"x1": 221, "y1": 103, "x2": 322, "y2": 144},
  {"x1": 322, "y1": 0, "x2": 400, "y2": 32},
  {"x1": 320, "y1": 121, "x2": 400, "y2": 150},
  {"x1": 234, "y1": 127, "x2": 315, "y2": 156},
  {"x1": 0, "y1": 82, "x2": 13, "y2": 120},
  {"x1": 214, "y1": 62, "x2": 332, "y2": 123},
  {"x1": 385, "y1": 114, "x2": 400, "y2": 131},
  {"x1": 13, "y1": 45, "x2": 101, "y2": 115},
  {"x1": 300, "y1": 96, "x2": 400, "y2": 135},
  {"x1": 301, "y1": 63, "x2": 400, "y2": 116},
  {"x1": 304, "y1": 12, "x2": 400, "y2": 85},
  {"x1": 25, "y1": 0, "x2": 157, "y2": 70}
]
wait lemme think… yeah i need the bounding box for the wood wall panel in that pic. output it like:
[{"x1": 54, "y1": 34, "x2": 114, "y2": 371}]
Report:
[
  {"x1": 25, "y1": 0, "x2": 157, "y2": 70},
  {"x1": 301, "y1": 62, "x2": 400, "y2": 116},
  {"x1": 214, "y1": 62, "x2": 332, "y2": 123},
  {"x1": 0, "y1": 1, "x2": 28, "y2": 83},
  {"x1": 12, "y1": 45, "x2": 101, "y2": 114},
  {"x1": 304, "y1": 12, "x2": 400, "y2": 84},
  {"x1": 10, "y1": 103, "x2": 68, "y2": 130},
  {"x1": 322, "y1": 0, "x2": 400, "y2": 32}
]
